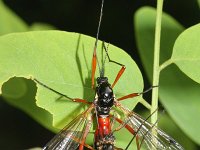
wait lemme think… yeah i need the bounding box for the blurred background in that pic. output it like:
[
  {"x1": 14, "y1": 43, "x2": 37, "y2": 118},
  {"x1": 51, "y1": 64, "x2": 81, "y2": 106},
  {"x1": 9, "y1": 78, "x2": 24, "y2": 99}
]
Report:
[{"x1": 0, "y1": 0, "x2": 199, "y2": 149}]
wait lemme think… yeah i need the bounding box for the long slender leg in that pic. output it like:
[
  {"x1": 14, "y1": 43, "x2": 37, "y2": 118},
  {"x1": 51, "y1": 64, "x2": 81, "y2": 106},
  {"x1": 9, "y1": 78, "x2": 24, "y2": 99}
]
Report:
[
  {"x1": 139, "y1": 115, "x2": 160, "y2": 149},
  {"x1": 111, "y1": 65, "x2": 126, "y2": 88},
  {"x1": 112, "y1": 116, "x2": 143, "y2": 150},
  {"x1": 125, "y1": 118, "x2": 160, "y2": 150},
  {"x1": 136, "y1": 135, "x2": 140, "y2": 150},
  {"x1": 91, "y1": 48, "x2": 97, "y2": 89},
  {"x1": 112, "y1": 116, "x2": 141, "y2": 150},
  {"x1": 71, "y1": 136, "x2": 94, "y2": 150},
  {"x1": 79, "y1": 117, "x2": 93, "y2": 150},
  {"x1": 102, "y1": 42, "x2": 126, "y2": 88},
  {"x1": 79, "y1": 105, "x2": 95, "y2": 150},
  {"x1": 34, "y1": 78, "x2": 91, "y2": 104},
  {"x1": 117, "y1": 93, "x2": 140, "y2": 101},
  {"x1": 113, "y1": 117, "x2": 135, "y2": 134},
  {"x1": 115, "y1": 102, "x2": 160, "y2": 150},
  {"x1": 117, "y1": 86, "x2": 158, "y2": 101}
]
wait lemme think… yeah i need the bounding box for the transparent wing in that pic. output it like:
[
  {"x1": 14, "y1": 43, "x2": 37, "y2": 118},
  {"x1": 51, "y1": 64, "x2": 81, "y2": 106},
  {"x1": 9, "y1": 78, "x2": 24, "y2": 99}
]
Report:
[
  {"x1": 116, "y1": 103, "x2": 184, "y2": 150},
  {"x1": 43, "y1": 105, "x2": 94, "y2": 150}
]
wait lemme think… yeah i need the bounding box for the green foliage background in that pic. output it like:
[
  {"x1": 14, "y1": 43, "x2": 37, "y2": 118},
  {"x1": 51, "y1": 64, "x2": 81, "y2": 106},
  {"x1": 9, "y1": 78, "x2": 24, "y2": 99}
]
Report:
[{"x1": 0, "y1": 0, "x2": 199, "y2": 149}]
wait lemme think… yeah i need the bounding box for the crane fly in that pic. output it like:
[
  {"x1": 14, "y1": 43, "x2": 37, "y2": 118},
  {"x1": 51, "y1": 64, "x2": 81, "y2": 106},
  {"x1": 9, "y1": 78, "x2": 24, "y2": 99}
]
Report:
[{"x1": 34, "y1": 0, "x2": 184, "y2": 149}]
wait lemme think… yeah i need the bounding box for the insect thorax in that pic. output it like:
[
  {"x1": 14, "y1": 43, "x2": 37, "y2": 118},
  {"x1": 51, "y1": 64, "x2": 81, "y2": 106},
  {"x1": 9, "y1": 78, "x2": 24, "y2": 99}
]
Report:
[{"x1": 95, "y1": 77, "x2": 114, "y2": 115}]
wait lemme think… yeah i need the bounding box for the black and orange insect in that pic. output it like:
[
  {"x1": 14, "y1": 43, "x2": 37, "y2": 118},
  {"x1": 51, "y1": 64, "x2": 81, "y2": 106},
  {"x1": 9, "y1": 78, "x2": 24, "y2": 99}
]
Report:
[{"x1": 34, "y1": 0, "x2": 184, "y2": 149}]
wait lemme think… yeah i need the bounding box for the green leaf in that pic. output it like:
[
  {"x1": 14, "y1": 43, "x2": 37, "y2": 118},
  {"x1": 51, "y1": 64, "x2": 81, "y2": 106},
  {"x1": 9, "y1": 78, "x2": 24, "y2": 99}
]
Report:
[
  {"x1": 135, "y1": 6, "x2": 200, "y2": 145},
  {"x1": 0, "y1": 0, "x2": 56, "y2": 132},
  {"x1": 160, "y1": 66, "x2": 200, "y2": 145},
  {"x1": 29, "y1": 23, "x2": 56, "y2": 31},
  {"x1": 171, "y1": 24, "x2": 200, "y2": 84},
  {"x1": 198, "y1": 0, "x2": 200, "y2": 8},
  {"x1": 1, "y1": 77, "x2": 55, "y2": 132},
  {"x1": 0, "y1": 31, "x2": 143, "y2": 147},
  {"x1": 159, "y1": 114, "x2": 197, "y2": 150},
  {"x1": 0, "y1": 1, "x2": 55, "y2": 35},
  {"x1": 0, "y1": 0, "x2": 28, "y2": 35}
]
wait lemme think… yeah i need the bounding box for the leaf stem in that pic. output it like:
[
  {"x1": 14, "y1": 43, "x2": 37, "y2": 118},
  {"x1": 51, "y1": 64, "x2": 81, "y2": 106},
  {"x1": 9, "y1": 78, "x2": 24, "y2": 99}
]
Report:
[
  {"x1": 140, "y1": 98, "x2": 152, "y2": 110},
  {"x1": 159, "y1": 59, "x2": 173, "y2": 72},
  {"x1": 151, "y1": 0, "x2": 164, "y2": 126}
]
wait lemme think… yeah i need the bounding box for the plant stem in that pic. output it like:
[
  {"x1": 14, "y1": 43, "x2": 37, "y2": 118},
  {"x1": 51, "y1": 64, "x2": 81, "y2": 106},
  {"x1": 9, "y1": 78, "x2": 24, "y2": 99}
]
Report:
[{"x1": 151, "y1": 0, "x2": 164, "y2": 126}]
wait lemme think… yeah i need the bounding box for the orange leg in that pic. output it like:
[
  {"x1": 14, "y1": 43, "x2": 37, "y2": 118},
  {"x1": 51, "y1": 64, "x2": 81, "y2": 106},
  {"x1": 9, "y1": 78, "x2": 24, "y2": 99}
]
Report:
[
  {"x1": 115, "y1": 103, "x2": 159, "y2": 150},
  {"x1": 91, "y1": 47, "x2": 97, "y2": 89},
  {"x1": 114, "y1": 117, "x2": 135, "y2": 135},
  {"x1": 71, "y1": 137, "x2": 93, "y2": 150},
  {"x1": 75, "y1": 105, "x2": 94, "y2": 150},
  {"x1": 71, "y1": 136, "x2": 94, "y2": 150},
  {"x1": 79, "y1": 117, "x2": 93, "y2": 150},
  {"x1": 113, "y1": 117, "x2": 142, "y2": 150},
  {"x1": 73, "y1": 98, "x2": 92, "y2": 105},
  {"x1": 112, "y1": 66, "x2": 126, "y2": 88},
  {"x1": 117, "y1": 86, "x2": 158, "y2": 101},
  {"x1": 79, "y1": 111, "x2": 93, "y2": 150},
  {"x1": 136, "y1": 135, "x2": 140, "y2": 150},
  {"x1": 117, "y1": 93, "x2": 139, "y2": 101}
]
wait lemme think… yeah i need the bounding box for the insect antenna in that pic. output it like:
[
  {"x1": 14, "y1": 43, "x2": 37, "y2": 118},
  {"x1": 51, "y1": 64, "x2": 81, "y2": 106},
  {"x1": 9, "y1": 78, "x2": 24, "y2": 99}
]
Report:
[{"x1": 93, "y1": 0, "x2": 105, "y2": 77}]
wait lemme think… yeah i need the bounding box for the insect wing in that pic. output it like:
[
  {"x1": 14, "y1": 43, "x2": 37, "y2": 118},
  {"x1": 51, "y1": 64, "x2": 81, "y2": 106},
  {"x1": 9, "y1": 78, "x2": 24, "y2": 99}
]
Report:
[
  {"x1": 127, "y1": 112, "x2": 184, "y2": 150},
  {"x1": 43, "y1": 106, "x2": 94, "y2": 150},
  {"x1": 116, "y1": 103, "x2": 184, "y2": 150}
]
